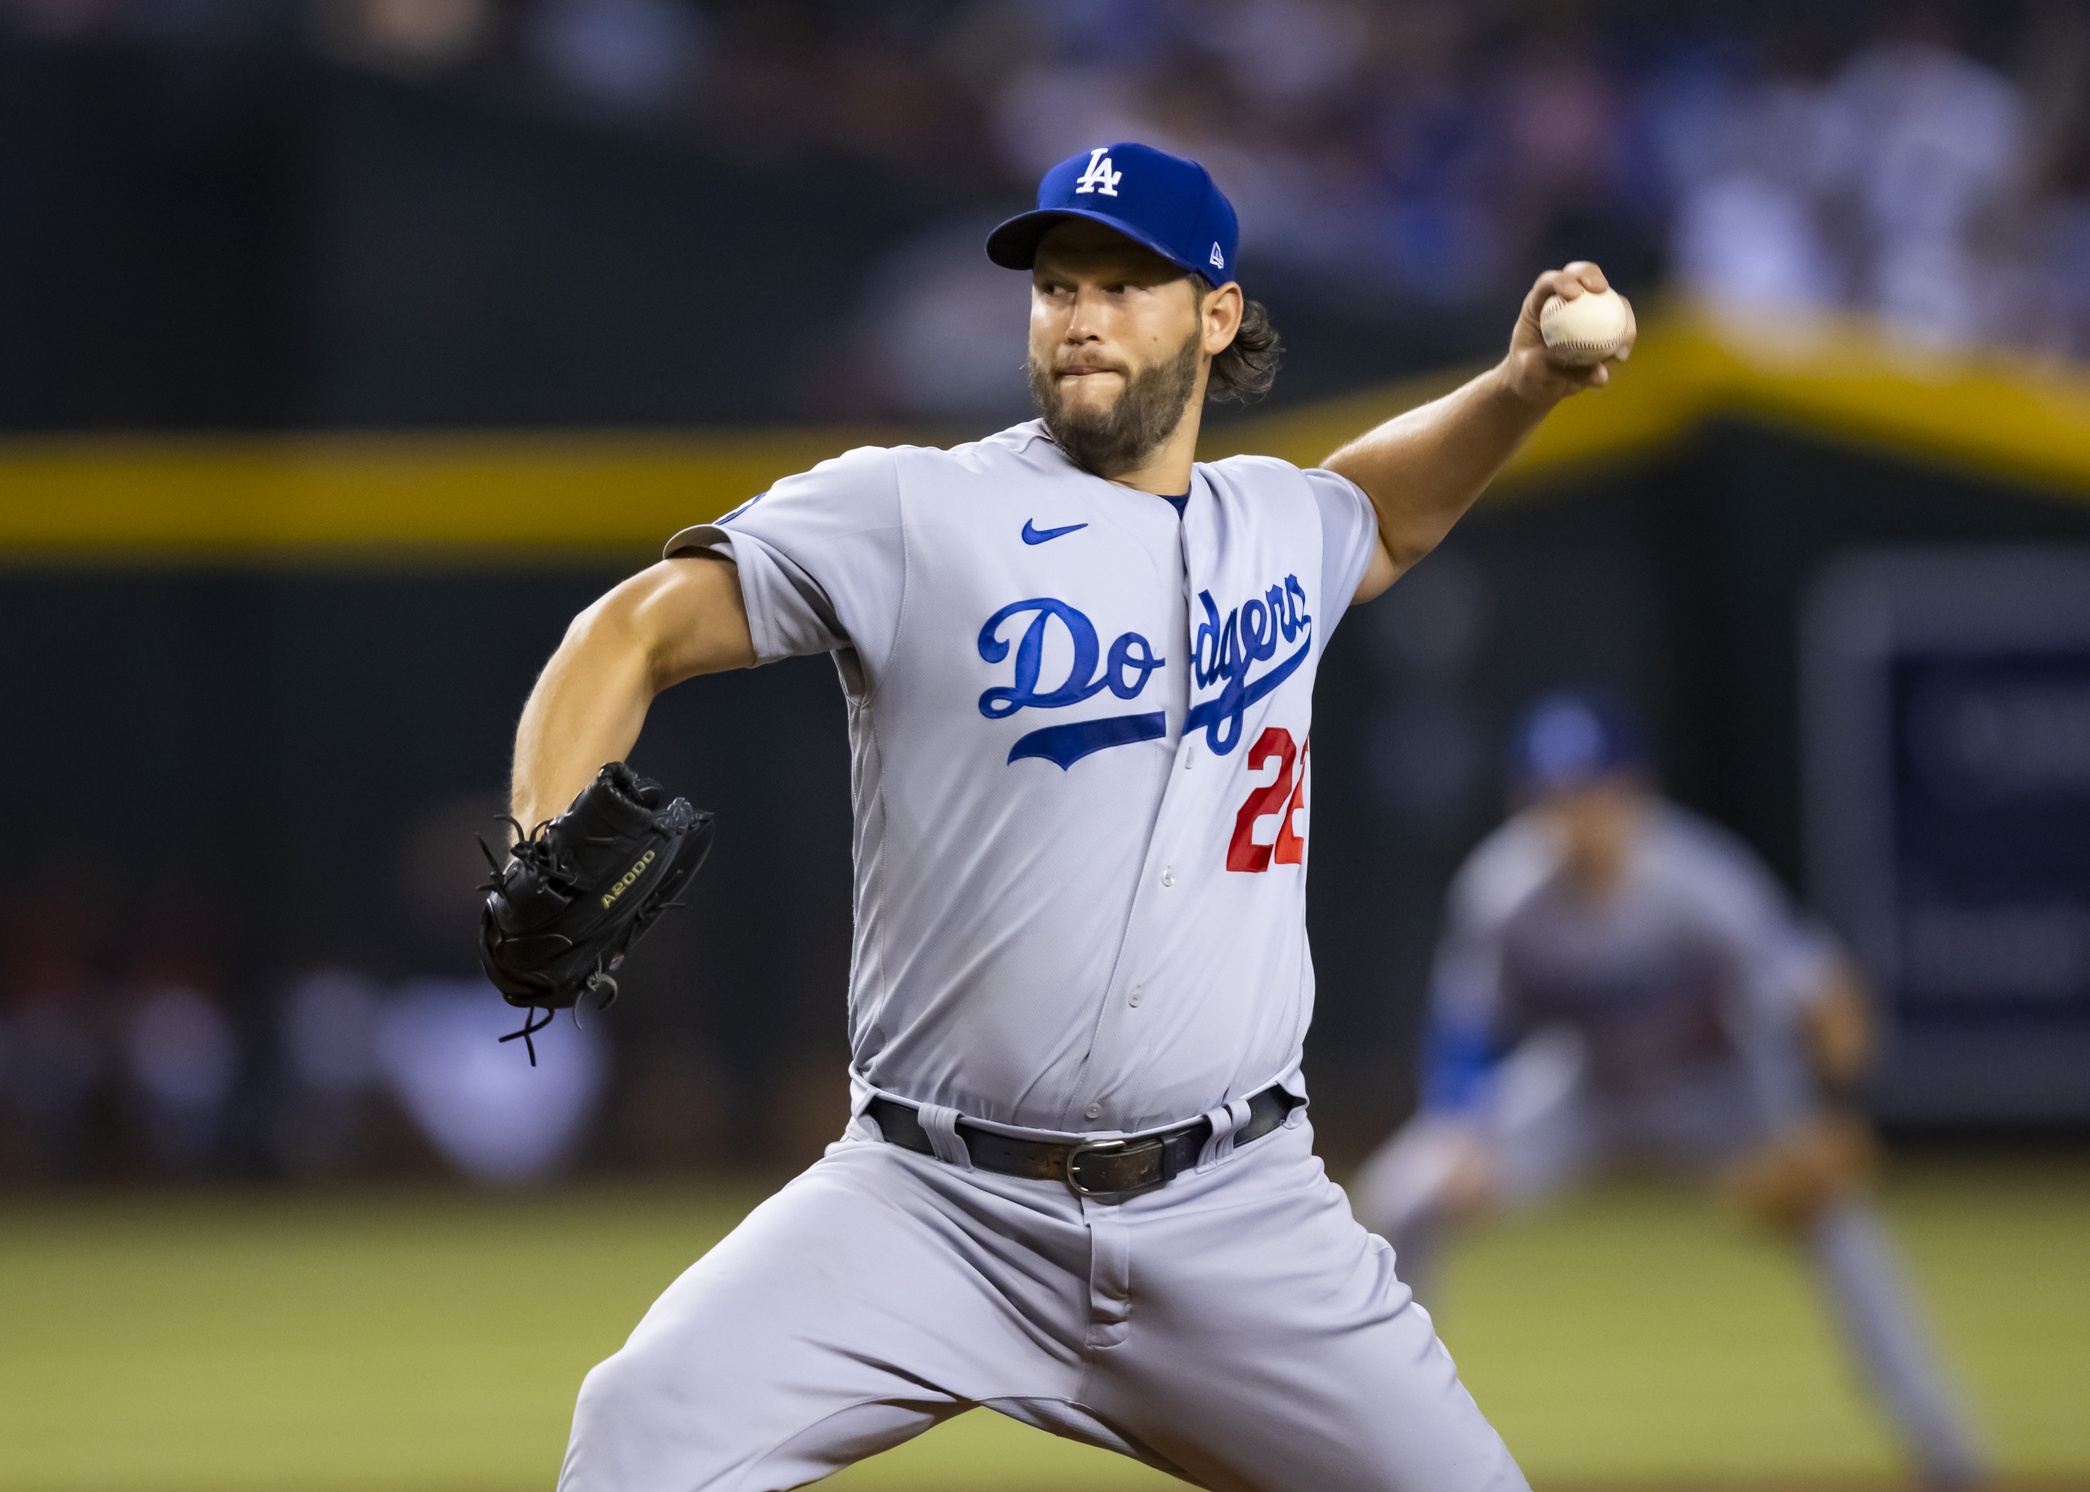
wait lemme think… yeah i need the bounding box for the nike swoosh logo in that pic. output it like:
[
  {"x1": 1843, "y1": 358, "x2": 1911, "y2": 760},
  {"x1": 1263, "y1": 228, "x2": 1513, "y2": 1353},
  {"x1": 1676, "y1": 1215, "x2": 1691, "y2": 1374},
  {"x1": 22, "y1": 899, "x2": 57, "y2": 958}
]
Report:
[{"x1": 1021, "y1": 519, "x2": 1088, "y2": 545}]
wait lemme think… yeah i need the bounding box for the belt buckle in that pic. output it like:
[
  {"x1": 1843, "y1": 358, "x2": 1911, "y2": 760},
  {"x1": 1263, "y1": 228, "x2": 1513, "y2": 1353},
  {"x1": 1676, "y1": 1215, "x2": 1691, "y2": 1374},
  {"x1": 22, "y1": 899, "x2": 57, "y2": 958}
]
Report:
[{"x1": 1064, "y1": 1135, "x2": 1166, "y2": 1197}]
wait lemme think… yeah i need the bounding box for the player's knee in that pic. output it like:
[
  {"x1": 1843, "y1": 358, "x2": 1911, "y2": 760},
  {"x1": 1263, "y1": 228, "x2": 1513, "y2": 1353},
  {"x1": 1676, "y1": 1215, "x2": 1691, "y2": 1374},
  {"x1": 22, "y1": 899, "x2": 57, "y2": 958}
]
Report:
[
  {"x1": 570, "y1": 1349, "x2": 639, "y2": 1441},
  {"x1": 566, "y1": 1343, "x2": 733, "y2": 1491},
  {"x1": 571, "y1": 1336, "x2": 691, "y2": 1447}
]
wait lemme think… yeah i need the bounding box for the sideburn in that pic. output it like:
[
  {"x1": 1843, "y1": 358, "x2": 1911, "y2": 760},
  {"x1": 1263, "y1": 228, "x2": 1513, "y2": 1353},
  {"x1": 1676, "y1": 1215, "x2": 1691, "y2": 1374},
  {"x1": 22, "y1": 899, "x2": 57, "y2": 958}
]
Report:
[{"x1": 1029, "y1": 328, "x2": 1202, "y2": 480}]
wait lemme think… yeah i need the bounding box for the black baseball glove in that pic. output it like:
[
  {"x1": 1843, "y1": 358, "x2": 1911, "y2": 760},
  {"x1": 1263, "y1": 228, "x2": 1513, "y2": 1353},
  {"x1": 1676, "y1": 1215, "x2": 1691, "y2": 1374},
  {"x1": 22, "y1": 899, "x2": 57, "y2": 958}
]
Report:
[{"x1": 478, "y1": 762, "x2": 715, "y2": 1063}]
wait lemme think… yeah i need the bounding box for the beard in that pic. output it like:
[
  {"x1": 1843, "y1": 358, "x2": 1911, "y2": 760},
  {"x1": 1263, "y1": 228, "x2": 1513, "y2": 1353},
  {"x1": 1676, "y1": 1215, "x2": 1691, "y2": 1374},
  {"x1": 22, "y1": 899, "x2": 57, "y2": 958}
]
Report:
[{"x1": 1028, "y1": 328, "x2": 1201, "y2": 479}]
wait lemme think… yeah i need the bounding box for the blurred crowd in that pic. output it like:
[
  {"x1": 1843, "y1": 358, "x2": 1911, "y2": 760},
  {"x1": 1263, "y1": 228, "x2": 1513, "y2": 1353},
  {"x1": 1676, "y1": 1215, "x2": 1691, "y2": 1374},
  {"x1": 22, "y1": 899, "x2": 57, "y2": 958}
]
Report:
[
  {"x1": 9, "y1": 0, "x2": 2090, "y2": 369},
  {"x1": 0, "y1": 940, "x2": 607, "y2": 1186},
  {"x1": 0, "y1": 807, "x2": 610, "y2": 1189}
]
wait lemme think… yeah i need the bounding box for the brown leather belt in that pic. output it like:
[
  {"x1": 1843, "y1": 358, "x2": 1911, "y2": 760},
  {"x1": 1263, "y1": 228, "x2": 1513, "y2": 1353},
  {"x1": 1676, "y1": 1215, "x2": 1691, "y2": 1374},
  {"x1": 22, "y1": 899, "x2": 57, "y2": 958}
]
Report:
[{"x1": 867, "y1": 1085, "x2": 1297, "y2": 1197}]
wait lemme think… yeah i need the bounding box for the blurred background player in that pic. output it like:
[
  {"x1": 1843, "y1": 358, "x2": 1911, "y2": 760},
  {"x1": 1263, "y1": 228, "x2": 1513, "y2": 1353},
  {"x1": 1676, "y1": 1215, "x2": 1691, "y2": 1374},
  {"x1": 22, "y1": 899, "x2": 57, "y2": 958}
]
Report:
[{"x1": 1352, "y1": 691, "x2": 1986, "y2": 1489}]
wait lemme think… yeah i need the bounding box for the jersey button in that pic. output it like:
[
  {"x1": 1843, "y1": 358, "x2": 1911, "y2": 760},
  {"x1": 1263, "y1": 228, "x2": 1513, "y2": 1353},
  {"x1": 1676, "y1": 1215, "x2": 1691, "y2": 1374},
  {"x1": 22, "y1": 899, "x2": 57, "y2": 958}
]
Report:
[
  {"x1": 1128, "y1": 985, "x2": 1144, "y2": 1007},
  {"x1": 1084, "y1": 1102, "x2": 1103, "y2": 1120},
  {"x1": 1161, "y1": 866, "x2": 1175, "y2": 887}
]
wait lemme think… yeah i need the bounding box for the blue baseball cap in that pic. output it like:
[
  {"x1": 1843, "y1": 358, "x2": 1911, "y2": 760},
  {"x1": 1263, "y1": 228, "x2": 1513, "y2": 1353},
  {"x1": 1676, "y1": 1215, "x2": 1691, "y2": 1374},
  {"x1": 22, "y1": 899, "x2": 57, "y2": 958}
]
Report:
[
  {"x1": 1509, "y1": 692, "x2": 1648, "y2": 795},
  {"x1": 986, "y1": 142, "x2": 1240, "y2": 286}
]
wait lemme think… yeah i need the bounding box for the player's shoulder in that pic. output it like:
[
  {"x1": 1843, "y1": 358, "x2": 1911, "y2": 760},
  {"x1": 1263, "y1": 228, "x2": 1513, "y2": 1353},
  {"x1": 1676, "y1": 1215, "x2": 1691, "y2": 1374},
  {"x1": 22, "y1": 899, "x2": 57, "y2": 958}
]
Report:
[
  {"x1": 1450, "y1": 812, "x2": 1560, "y2": 929},
  {"x1": 1200, "y1": 451, "x2": 1362, "y2": 483},
  {"x1": 1647, "y1": 801, "x2": 1770, "y2": 874},
  {"x1": 1197, "y1": 451, "x2": 1322, "y2": 494},
  {"x1": 667, "y1": 441, "x2": 905, "y2": 558},
  {"x1": 1644, "y1": 801, "x2": 1790, "y2": 914},
  {"x1": 1199, "y1": 454, "x2": 1369, "y2": 525},
  {"x1": 1198, "y1": 451, "x2": 1303, "y2": 479},
  {"x1": 781, "y1": 438, "x2": 902, "y2": 486},
  {"x1": 885, "y1": 420, "x2": 1066, "y2": 480},
  {"x1": 765, "y1": 422, "x2": 1060, "y2": 494},
  {"x1": 737, "y1": 440, "x2": 903, "y2": 518}
]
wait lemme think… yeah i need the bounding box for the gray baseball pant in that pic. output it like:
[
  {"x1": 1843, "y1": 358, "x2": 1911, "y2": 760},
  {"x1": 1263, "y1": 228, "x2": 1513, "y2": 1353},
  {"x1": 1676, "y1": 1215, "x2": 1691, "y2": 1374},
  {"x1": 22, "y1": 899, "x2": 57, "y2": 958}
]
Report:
[{"x1": 560, "y1": 1115, "x2": 1528, "y2": 1492}]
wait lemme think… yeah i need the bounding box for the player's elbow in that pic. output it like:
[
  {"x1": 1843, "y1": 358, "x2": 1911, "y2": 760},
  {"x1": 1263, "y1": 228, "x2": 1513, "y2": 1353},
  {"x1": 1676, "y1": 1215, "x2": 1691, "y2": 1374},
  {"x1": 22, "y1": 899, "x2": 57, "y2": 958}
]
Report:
[
  {"x1": 1383, "y1": 508, "x2": 1459, "y2": 576},
  {"x1": 1350, "y1": 516, "x2": 1444, "y2": 604},
  {"x1": 610, "y1": 556, "x2": 757, "y2": 691},
  {"x1": 1337, "y1": 535, "x2": 1390, "y2": 605}
]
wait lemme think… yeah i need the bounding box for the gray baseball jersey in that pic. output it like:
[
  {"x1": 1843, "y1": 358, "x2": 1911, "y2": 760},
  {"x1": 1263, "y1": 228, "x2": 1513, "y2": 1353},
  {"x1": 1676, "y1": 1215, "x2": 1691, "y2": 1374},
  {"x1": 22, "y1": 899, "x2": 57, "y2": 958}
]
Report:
[
  {"x1": 1430, "y1": 799, "x2": 1832, "y2": 1132},
  {"x1": 666, "y1": 418, "x2": 1378, "y2": 1135},
  {"x1": 566, "y1": 421, "x2": 1528, "y2": 1492}
]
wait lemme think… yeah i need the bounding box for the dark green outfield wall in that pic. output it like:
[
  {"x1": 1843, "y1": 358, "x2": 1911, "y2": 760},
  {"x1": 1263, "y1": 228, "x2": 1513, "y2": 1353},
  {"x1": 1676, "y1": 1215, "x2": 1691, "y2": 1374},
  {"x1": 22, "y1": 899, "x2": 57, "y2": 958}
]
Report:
[{"x1": 7, "y1": 421, "x2": 2089, "y2": 1174}]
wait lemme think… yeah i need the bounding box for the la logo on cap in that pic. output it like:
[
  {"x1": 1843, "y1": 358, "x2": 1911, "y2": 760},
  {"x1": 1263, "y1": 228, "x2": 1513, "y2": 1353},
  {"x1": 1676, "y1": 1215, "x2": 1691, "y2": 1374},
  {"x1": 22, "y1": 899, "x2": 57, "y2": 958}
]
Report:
[{"x1": 1073, "y1": 147, "x2": 1122, "y2": 198}]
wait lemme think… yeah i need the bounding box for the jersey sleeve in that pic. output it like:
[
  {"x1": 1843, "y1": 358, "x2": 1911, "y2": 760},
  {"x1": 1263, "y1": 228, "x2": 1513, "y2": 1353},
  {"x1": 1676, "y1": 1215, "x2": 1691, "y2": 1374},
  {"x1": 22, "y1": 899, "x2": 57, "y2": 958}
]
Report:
[
  {"x1": 1301, "y1": 466, "x2": 1381, "y2": 616},
  {"x1": 1419, "y1": 901, "x2": 1505, "y2": 1115},
  {"x1": 1417, "y1": 817, "x2": 1555, "y2": 1113},
  {"x1": 663, "y1": 444, "x2": 906, "y2": 677},
  {"x1": 1663, "y1": 811, "x2": 1840, "y2": 1124},
  {"x1": 1670, "y1": 814, "x2": 1837, "y2": 1029}
]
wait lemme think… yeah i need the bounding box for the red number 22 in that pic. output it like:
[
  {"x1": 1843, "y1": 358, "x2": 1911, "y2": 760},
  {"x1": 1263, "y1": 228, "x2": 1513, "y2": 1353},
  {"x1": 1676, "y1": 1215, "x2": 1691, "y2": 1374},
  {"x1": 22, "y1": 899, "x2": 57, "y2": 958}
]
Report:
[{"x1": 1226, "y1": 728, "x2": 1308, "y2": 873}]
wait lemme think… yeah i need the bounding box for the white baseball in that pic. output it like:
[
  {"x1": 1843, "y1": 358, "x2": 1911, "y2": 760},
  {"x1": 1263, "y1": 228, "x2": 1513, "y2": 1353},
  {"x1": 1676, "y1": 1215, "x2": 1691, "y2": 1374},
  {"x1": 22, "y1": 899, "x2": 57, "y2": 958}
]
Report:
[{"x1": 1539, "y1": 288, "x2": 1629, "y2": 366}]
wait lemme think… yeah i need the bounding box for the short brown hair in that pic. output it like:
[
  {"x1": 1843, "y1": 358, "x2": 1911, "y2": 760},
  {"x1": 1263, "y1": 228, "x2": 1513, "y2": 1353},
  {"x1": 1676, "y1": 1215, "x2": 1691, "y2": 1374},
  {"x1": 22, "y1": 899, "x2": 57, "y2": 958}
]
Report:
[{"x1": 1195, "y1": 274, "x2": 1282, "y2": 402}]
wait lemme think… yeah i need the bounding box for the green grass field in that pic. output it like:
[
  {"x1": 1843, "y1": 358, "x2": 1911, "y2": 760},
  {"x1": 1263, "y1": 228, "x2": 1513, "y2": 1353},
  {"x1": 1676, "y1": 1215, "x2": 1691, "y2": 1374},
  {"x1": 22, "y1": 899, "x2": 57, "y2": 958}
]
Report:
[{"x1": 1, "y1": 1158, "x2": 2084, "y2": 1491}]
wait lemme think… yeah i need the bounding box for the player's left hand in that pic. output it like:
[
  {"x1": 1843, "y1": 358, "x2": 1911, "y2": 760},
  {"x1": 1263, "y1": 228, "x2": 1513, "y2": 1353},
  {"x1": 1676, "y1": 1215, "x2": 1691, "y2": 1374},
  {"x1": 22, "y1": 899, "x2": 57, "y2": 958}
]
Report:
[
  {"x1": 478, "y1": 762, "x2": 716, "y2": 1063},
  {"x1": 1503, "y1": 262, "x2": 1637, "y2": 404}
]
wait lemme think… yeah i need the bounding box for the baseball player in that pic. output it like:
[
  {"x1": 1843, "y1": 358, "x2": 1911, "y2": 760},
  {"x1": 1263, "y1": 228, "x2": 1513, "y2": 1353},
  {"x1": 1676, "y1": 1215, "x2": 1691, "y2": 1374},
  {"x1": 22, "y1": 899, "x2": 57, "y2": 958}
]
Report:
[
  {"x1": 1353, "y1": 693, "x2": 1984, "y2": 1488},
  {"x1": 506, "y1": 142, "x2": 1632, "y2": 1492}
]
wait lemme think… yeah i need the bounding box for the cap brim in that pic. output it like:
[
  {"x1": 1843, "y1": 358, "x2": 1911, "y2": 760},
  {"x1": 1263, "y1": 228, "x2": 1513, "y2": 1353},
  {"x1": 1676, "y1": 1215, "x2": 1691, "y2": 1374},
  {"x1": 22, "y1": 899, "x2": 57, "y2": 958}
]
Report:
[{"x1": 985, "y1": 207, "x2": 1209, "y2": 279}]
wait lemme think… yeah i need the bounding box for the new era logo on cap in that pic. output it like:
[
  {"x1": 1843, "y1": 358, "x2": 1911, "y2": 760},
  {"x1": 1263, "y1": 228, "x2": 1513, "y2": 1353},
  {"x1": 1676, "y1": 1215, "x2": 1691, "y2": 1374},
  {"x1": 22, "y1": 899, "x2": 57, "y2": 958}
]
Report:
[{"x1": 986, "y1": 141, "x2": 1241, "y2": 287}]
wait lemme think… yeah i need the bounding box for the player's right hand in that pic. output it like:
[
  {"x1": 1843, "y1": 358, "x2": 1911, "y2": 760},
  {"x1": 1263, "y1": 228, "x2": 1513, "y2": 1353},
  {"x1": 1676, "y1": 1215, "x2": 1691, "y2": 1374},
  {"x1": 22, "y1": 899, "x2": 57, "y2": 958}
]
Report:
[{"x1": 1504, "y1": 262, "x2": 1636, "y2": 404}]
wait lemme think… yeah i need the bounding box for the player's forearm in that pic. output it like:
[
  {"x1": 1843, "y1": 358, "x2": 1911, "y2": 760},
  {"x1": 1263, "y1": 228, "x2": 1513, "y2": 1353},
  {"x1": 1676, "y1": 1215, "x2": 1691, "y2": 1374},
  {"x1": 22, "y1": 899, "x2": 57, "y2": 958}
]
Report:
[
  {"x1": 1329, "y1": 264, "x2": 1632, "y2": 594},
  {"x1": 1802, "y1": 962, "x2": 1875, "y2": 1093},
  {"x1": 1323, "y1": 363, "x2": 1555, "y2": 573},
  {"x1": 510, "y1": 601, "x2": 659, "y2": 829}
]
